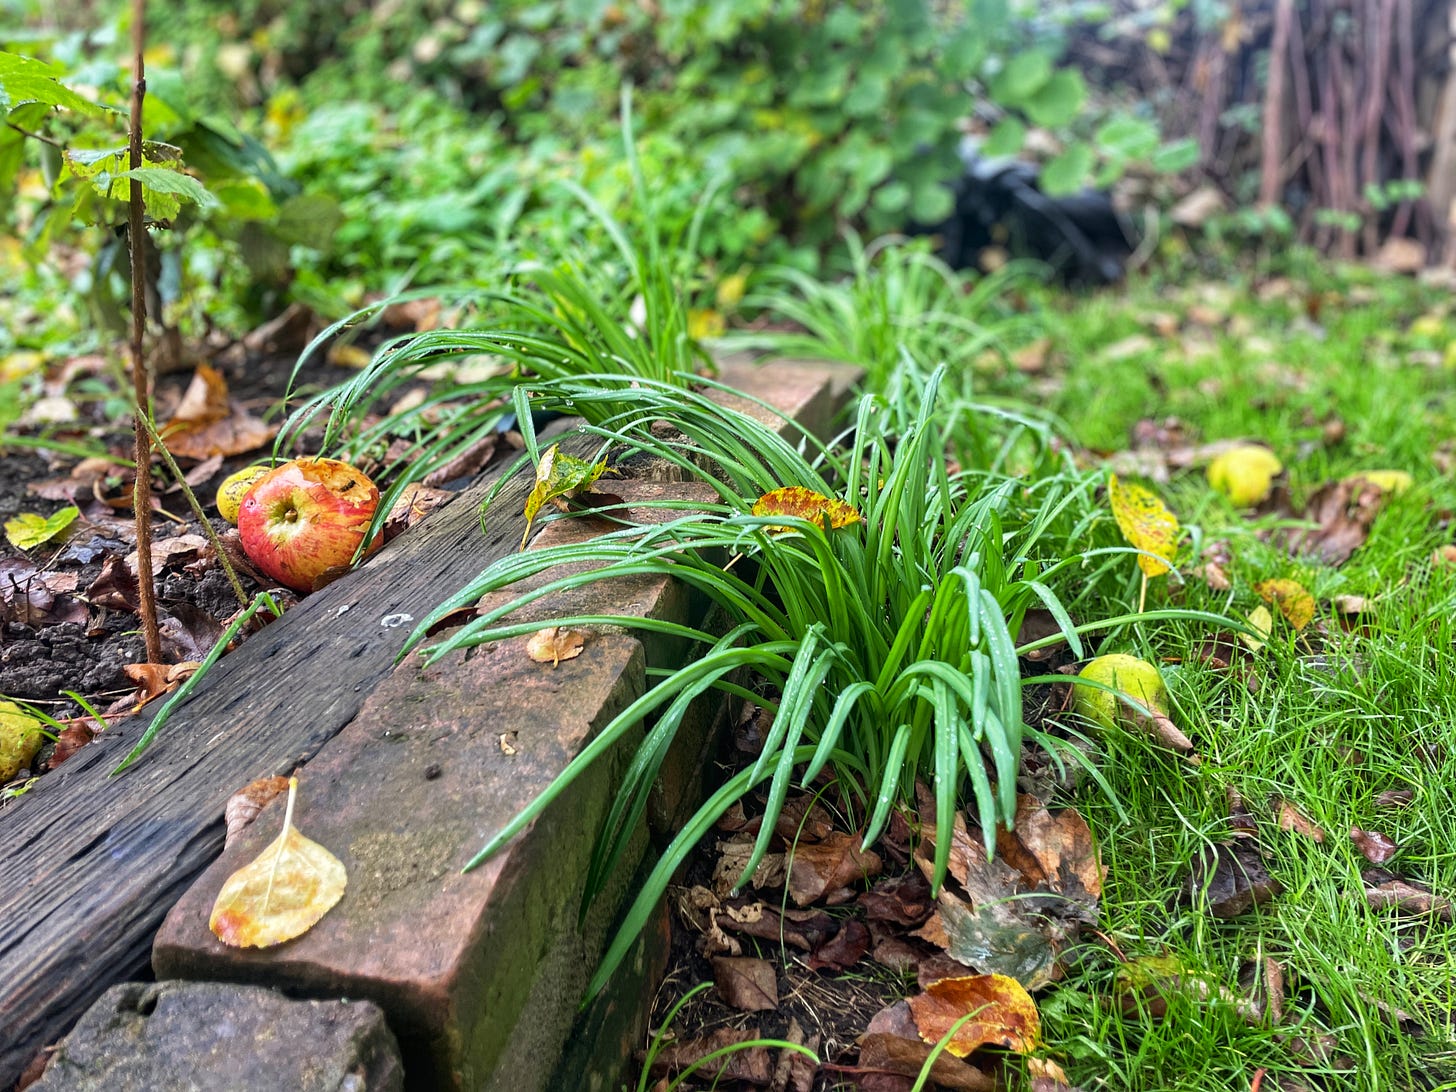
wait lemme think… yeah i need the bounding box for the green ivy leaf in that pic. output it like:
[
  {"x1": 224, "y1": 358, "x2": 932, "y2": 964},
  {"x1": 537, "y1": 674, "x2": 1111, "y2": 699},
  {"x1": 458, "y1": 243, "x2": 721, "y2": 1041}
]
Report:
[
  {"x1": 1151, "y1": 138, "x2": 1200, "y2": 173},
  {"x1": 1023, "y1": 70, "x2": 1085, "y2": 129},
  {"x1": 1094, "y1": 115, "x2": 1159, "y2": 161},
  {"x1": 982, "y1": 117, "x2": 1025, "y2": 159},
  {"x1": 1039, "y1": 142, "x2": 1094, "y2": 196},
  {"x1": 4, "y1": 505, "x2": 80, "y2": 550},
  {"x1": 990, "y1": 51, "x2": 1052, "y2": 106}
]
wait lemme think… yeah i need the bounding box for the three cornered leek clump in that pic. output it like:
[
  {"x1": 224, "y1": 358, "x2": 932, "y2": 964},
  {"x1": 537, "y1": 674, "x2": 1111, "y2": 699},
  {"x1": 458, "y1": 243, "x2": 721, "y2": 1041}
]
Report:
[{"x1": 403, "y1": 364, "x2": 1106, "y2": 998}]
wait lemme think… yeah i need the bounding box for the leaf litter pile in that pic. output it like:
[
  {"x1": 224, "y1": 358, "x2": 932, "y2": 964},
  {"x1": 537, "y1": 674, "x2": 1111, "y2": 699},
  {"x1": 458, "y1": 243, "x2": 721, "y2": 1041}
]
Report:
[{"x1": 0, "y1": 303, "x2": 507, "y2": 793}]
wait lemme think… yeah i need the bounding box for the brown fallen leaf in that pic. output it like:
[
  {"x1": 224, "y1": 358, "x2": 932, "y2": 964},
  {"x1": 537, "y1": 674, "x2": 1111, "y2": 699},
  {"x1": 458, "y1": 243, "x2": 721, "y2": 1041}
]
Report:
[
  {"x1": 769, "y1": 1017, "x2": 817, "y2": 1092},
  {"x1": 858, "y1": 872, "x2": 934, "y2": 927},
  {"x1": 786, "y1": 832, "x2": 882, "y2": 906},
  {"x1": 210, "y1": 777, "x2": 347, "y2": 947},
  {"x1": 1274, "y1": 476, "x2": 1385, "y2": 566},
  {"x1": 1351, "y1": 827, "x2": 1399, "y2": 864},
  {"x1": 712, "y1": 955, "x2": 779, "y2": 1012},
  {"x1": 85, "y1": 554, "x2": 140, "y2": 611},
  {"x1": 524, "y1": 626, "x2": 586, "y2": 667},
  {"x1": 1364, "y1": 878, "x2": 1453, "y2": 919},
  {"x1": 122, "y1": 660, "x2": 199, "y2": 707},
  {"x1": 223, "y1": 775, "x2": 291, "y2": 848},
  {"x1": 859, "y1": 1001, "x2": 996, "y2": 1091},
  {"x1": 805, "y1": 919, "x2": 870, "y2": 971},
  {"x1": 645, "y1": 1027, "x2": 773, "y2": 1084},
  {"x1": 1274, "y1": 799, "x2": 1325, "y2": 842},
  {"x1": 1375, "y1": 788, "x2": 1414, "y2": 809},
  {"x1": 46, "y1": 723, "x2": 96, "y2": 770},
  {"x1": 1181, "y1": 841, "x2": 1282, "y2": 918},
  {"x1": 160, "y1": 364, "x2": 276, "y2": 459},
  {"x1": 907, "y1": 974, "x2": 1040, "y2": 1056}
]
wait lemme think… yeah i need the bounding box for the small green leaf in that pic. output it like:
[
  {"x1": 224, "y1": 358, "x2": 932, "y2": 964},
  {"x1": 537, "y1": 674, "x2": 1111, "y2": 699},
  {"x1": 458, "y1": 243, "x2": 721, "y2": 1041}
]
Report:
[
  {"x1": 982, "y1": 117, "x2": 1025, "y2": 159},
  {"x1": 1094, "y1": 115, "x2": 1160, "y2": 161},
  {"x1": 1152, "y1": 138, "x2": 1199, "y2": 173},
  {"x1": 113, "y1": 166, "x2": 217, "y2": 210},
  {"x1": 1023, "y1": 70, "x2": 1085, "y2": 129},
  {"x1": 990, "y1": 51, "x2": 1052, "y2": 106},
  {"x1": 4, "y1": 505, "x2": 80, "y2": 550},
  {"x1": 1039, "y1": 143, "x2": 1094, "y2": 196}
]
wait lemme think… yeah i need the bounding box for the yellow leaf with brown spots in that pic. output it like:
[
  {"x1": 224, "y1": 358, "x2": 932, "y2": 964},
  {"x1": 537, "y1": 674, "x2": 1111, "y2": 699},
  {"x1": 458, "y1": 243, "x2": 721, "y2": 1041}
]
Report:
[
  {"x1": 1255, "y1": 578, "x2": 1315, "y2": 630},
  {"x1": 751, "y1": 487, "x2": 861, "y2": 532},
  {"x1": 907, "y1": 973, "x2": 1040, "y2": 1057},
  {"x1": 1109, "y1": 475, "x2": 1179, "y2": 577}
]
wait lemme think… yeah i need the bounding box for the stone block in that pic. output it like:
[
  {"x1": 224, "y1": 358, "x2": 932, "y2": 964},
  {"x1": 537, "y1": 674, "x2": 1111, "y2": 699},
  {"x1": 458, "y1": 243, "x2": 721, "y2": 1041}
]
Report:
[
  {"x1": 30, "y1": 980, "x2": 402, "y2": 1092},
  {"x1": 153, "y1": 635, "x2": 648, "y2": 1092}
]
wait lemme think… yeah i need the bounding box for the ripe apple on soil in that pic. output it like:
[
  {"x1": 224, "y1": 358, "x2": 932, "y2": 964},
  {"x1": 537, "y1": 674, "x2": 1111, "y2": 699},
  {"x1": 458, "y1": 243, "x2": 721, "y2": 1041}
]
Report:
[{"x1": 237, "y1": 457, "x2": 380, "y2": 592}]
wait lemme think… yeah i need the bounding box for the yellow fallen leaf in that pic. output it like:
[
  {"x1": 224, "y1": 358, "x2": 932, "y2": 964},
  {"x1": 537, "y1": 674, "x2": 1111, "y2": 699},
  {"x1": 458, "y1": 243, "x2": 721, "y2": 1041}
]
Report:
[
  {"x1": 1348, "y1": 469, "x2": 1412, "y2": 496},
  {"x1": 751, "y1": 486, "x2": 862, "y2": 533},
  {"x1": 907, "y1": 974, "x2": 1040, "y2": 1057},
  {"x1": 4, "y1": 506, "x2": 80, "y2": 551},
  {"x1": 1255, "y1": 578, "x2": 1315, "y2": 630},
  {"x1": 520, "y1": 443, "x2": 614, "y2": 548},
  {"x1": 1109, "y1": 475, "x2": 1179, "y2": 578},
  {"x1": 210, "y1": 777, "x2": 346, "y2": 948},
  {"x1": 1240, "y1": 605, "x2": 1273, "y2": 651}
]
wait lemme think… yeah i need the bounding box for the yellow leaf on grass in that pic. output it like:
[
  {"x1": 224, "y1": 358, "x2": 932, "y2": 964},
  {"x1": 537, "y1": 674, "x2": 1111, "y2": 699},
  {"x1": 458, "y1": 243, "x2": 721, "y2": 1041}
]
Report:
[
  {"x1": 210, "y1": 777, "x2": 346, "y2": 948},
  {"x1": 520, "y1": 443, "x2": 614, "y2": 549},
  {"x1": 1109, "y1": 475, "x2": 1179, "y2": 577},
  {"x1": 1255, "y1": 578, "x2": 1315, "y2": 630},
  {"x1": 751, "y1": 487, "x2": 862, "y2": 532},
  {"x1": 1240, "y1": 605, "x2": 1274, "y2": 651},
  {"x1": 907, "y1": 974, "x2": 1040, "y2": 1057},
  {"x1": 4, "y1": 506, "x2": 80, "y2": 551}
]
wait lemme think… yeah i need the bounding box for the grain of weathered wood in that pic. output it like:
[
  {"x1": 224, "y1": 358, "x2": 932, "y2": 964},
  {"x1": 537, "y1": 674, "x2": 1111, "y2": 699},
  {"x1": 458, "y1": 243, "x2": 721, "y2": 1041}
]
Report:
[
  {"x1": 0, "y1": 423, "x2": 585, "y2": 1089},
  {"x1": 0, "y1": 360, "x2": 843, "y2": 1088}
]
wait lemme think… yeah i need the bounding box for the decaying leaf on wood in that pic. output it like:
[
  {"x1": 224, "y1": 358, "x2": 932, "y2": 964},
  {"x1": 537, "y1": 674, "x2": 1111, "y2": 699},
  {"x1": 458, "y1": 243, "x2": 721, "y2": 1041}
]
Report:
[
  {"x1": 524, "y1": 625, "x2": 586, "y2": 667},
  {"x1": 210, "y1": 777, "x2": 347, "y2": 948},
  {"x1": 224, "y1": 775, "x2": 291, "y2": 848}
]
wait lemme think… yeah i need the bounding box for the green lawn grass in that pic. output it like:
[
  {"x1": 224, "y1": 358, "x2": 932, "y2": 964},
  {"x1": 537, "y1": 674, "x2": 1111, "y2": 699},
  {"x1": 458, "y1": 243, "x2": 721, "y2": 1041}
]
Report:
[{"x1": 991, "y1": 263, "x2": 1456, "y2": 1091}]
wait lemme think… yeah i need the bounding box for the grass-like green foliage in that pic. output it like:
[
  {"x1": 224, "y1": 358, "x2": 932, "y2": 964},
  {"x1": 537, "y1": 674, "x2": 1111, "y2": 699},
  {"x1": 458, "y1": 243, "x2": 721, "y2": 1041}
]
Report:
[
  {"x1": 983, "y1": 264, "x2": 1456, "y2": 1089},
  {"x1": 403, "y1": 364, "x2": 1148, "y2": 997},
  {"x1": 274, "y1": 94, "x2": 715, "y2": 539},
  {"x1": 728, "y1": 232, "x2": 1036, "y2": 398}
]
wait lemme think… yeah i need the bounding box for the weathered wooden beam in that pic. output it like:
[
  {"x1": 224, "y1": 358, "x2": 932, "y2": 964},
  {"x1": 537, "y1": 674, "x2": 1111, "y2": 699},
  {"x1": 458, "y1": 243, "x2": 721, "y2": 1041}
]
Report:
[{"x1": 0, "y1": 360, "x2": 848, "y2": 1089}]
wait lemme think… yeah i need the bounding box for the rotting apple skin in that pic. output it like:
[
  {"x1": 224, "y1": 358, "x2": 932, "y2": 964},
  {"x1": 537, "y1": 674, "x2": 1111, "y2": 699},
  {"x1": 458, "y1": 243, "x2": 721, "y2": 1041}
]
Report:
[{"x1": 237, "y1": 457, "x2": 380, "y2": 592}]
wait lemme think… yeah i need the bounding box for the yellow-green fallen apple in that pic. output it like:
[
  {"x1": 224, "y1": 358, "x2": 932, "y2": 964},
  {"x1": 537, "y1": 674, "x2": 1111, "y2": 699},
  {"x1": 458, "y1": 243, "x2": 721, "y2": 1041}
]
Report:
[
  {"x1": 216, "y1": 464, "x2": 271, "y2": 525},
  {"x1": 237, "y1": 457, "x2": 380, "y2": 592}
]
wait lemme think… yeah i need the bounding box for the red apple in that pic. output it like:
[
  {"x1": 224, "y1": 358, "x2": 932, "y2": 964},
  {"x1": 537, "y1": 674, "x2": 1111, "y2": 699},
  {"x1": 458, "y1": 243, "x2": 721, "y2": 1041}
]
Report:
[{"x1": 237, "y1": 457, "x2": 380, "y2": 592}]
